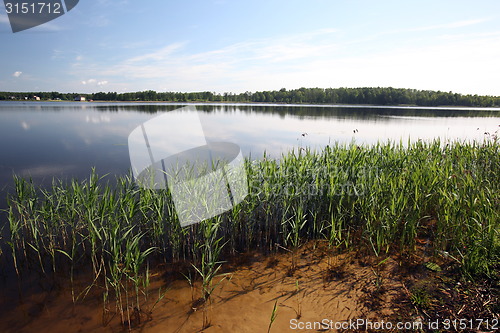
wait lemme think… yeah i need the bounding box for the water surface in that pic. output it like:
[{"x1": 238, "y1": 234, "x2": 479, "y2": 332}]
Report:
[{"x1": 0, "y1": 101, "x2": 498, "y2": 189}]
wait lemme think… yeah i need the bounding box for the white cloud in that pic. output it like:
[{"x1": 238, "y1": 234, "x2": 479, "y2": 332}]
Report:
[
  {"x1": 81, "y1": 78, "x2": 109, "y2": 88},
  {"x1": 68, "y1": 26, "x2": 500, "y2": 95},
  {"x1": 79, "y1": 29, "x2": 340, "y2": 92},
  {"x1": 125, "y1": 42, "x2": 188, "y2": 63},
  {"x1": 86, "y1": 14, "x2": 110, "y2": 28},
  {"x1": 51, "y1": 49, "x2": 63, "y2": 60},
  {"x1": 81, "y1": 79, "x2": 96, "y2": 85},
  {"x1": 13, "y1": 71, "x2": 22, "y2": 77},
  {"x1": 409, "y1": 18, "x2": 489, "y2": 32},
  {"x1": 297, "y1": 33, "x2": 500, "y2": 95}
]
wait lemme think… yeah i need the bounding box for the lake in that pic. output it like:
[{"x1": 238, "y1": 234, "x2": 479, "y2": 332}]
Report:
[{"x1": 0, "y1": 101, "x2": 499, "y2": 190}]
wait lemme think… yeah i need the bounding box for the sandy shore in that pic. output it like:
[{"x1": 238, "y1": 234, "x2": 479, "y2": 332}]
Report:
[{"x1": 0, "y1": 240, "x2": 497, "y2": 332}]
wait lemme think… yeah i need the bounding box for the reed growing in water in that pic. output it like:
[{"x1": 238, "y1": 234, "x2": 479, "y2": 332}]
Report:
[{"x1": 2, "y1": 139, "x2": 499, "y2": 326}]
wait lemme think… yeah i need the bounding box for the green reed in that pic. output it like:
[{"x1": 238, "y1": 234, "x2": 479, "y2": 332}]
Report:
[
  {"x1": 267, "y1": 300, "x2": 279, "y2": 333},
  {"x1": 1, "y1": 139, "x2": 498, "y2": 325}
]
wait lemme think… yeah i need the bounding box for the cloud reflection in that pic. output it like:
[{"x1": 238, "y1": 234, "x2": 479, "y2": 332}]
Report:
[
  {"x1": 20, "y1": 121, "x2": 30, "y2": 130},
  {"x1": 19, "y1": 164, "x2": 77, "y2": 177}
]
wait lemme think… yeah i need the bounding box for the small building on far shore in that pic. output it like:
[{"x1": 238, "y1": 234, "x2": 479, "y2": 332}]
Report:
[
  {"x1": 33, "y1": 96, "x2": 40, "y2": 101},
  {"x1": 74, "y1": 96, "x2": 86, "y2": 102}
]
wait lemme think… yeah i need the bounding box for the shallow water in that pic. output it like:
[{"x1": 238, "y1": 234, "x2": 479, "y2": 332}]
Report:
[{"x1": 0, "y1": 101, "x2": 498, "y2": 188}]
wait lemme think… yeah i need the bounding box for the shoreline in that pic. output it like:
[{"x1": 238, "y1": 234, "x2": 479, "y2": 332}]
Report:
[{"x1": 2, "y1": 99, "x2": 500, "y2": 111}]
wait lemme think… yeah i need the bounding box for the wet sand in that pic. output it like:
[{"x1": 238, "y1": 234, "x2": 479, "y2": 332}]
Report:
[{"x1": 0, "y1": 241, "x2": 413, "y2": 333}]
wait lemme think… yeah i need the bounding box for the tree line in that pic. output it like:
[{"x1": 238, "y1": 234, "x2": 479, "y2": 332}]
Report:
[{"x1": 1, "y1": 87, "x2": 499, "y2": 107}]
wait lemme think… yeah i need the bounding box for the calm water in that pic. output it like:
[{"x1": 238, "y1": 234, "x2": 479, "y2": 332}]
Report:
[{"x1": 0, "y1": 101, "x2": 499, "y2": 190}]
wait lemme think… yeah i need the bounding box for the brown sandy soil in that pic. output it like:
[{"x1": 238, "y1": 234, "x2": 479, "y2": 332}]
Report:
[{"x1": 0, "y1": 241, "x2": 498, "y2": 333}]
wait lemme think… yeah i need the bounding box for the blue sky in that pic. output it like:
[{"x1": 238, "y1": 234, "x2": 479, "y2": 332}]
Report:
[{"x1": 1, "y1": 0, "x2": 500, "y2": 95}]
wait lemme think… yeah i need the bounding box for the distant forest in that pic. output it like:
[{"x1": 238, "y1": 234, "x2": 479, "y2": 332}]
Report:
[{"x1": 1, "y1": 87, "x2": 500, "y2": 107}]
